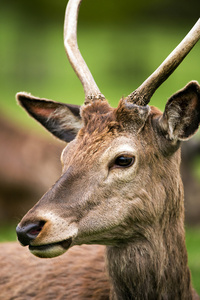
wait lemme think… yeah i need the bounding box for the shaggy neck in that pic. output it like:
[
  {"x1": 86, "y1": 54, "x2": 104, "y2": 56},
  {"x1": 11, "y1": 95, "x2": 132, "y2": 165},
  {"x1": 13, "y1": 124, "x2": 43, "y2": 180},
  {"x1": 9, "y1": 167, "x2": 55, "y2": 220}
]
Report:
[{"x1": 106, "y1": 219, "x2": 193, "y2": 300}]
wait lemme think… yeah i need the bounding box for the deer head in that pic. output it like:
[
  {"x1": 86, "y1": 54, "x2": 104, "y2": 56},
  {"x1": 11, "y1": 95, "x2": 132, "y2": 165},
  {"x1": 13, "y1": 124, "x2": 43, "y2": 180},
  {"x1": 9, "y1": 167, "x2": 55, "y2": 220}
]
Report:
[{"x1": 16, "y1": 0, "x2": 200, "y2": 259}]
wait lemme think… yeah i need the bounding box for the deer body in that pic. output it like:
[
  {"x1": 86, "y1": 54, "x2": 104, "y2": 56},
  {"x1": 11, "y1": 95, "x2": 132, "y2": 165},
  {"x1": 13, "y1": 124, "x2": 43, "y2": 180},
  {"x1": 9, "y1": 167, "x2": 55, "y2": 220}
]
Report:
[
  {"x1": 1, "y1": 0, "x2": 200, "y2": 299},
  {"x1": 0, "y1": 243, "x2": 110, "y2": 300}
]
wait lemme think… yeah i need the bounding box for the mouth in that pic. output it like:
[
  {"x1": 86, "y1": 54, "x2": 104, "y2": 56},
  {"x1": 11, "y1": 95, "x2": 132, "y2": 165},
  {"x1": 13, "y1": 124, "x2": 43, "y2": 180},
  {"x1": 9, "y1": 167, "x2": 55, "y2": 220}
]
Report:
[{"x1": 29, "y1": 238, "x2": 72, "y2": 258}]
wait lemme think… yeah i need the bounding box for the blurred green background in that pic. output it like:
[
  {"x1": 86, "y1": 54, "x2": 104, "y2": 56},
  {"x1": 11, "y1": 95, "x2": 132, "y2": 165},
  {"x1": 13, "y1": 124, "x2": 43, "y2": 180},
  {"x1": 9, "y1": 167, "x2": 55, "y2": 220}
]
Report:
[
  {"x1": 0, "y1": 0, "x2": 200, "y2": 294},
  {"x1": 1, "y1": 0, "x2": 200, "y2": 120}
]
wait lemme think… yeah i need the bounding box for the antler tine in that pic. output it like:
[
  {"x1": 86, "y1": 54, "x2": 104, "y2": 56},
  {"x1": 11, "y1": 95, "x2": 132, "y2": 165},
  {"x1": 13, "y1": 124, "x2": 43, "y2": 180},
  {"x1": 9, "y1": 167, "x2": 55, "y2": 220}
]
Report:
[
  {"x1": 127, "y1": 18, "x2": 200, "y2": 106},
  {"x1": 64, "y1": 0, "x2": 105, "y2": 105}
]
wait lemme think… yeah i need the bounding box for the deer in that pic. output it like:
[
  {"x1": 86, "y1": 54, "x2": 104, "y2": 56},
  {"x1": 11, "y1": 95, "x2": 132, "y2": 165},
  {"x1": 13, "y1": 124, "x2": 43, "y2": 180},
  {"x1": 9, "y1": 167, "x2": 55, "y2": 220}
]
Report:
[{"x1": 0, "y1": 0, "x2": 200, "y2": 299}]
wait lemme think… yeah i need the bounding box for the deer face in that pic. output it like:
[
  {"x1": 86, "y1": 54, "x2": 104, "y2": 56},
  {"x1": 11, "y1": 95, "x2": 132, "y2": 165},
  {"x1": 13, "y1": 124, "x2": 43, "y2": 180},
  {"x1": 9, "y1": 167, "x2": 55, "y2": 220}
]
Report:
[
  {"x1": 16, "y1": 99, "x2": 151, "y2": 258},
  {"x1": 16, "y1": 82, "x2": 200, "y2": 258}
]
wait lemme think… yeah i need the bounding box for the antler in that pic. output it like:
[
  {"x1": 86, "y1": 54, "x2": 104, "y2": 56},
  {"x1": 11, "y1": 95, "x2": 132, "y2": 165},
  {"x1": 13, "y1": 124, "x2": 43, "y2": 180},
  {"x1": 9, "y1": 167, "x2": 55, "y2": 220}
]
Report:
[
  {"x1": 64, "y1": 0, "x2": 105, "y2": 105},
  {"x1": 127, "y1": 18, "x2": 200, "y2": 106}
]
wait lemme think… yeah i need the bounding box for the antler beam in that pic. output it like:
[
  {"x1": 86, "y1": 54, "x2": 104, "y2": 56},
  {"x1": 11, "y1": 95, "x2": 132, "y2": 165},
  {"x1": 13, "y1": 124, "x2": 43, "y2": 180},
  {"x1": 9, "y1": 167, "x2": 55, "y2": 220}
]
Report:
[
  {"x1": 64, "y1": 0, "x2": 105, "y2": 104},
  {"x1": 128, "y1": 18, "x2": 200, "y2": 106}
]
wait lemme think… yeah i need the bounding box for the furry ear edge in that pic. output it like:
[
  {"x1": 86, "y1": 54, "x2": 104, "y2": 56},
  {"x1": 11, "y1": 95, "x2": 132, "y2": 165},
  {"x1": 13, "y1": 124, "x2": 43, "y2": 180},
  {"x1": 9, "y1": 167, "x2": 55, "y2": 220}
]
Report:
[
  {"x1": 159, "y1": 81, "x2": 200, "y2": 142},
  {"x1": 17, "y1": 92, "x2": 82, "y2": 142}
]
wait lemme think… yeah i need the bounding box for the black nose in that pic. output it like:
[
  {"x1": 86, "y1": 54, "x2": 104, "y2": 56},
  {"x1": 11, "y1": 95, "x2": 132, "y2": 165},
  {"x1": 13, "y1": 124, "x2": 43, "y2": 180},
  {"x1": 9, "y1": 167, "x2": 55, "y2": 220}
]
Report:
[{"x1": 16, "y1": 221, "x2": 45, "y2": 246}]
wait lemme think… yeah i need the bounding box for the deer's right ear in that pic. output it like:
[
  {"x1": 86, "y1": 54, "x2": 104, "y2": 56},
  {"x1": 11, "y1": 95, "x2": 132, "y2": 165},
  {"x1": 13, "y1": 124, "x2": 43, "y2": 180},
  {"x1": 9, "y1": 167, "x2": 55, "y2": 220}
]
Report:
[{"x1": 17, "y1": 92, "x2": 82, "y2": 142}]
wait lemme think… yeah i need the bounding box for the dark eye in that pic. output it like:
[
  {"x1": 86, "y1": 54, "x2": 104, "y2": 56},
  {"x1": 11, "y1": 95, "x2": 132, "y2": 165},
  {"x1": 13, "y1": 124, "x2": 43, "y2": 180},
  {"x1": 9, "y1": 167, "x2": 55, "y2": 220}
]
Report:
[{"x1": 114, "y1": 155, "x2": 135, "y2": 168}]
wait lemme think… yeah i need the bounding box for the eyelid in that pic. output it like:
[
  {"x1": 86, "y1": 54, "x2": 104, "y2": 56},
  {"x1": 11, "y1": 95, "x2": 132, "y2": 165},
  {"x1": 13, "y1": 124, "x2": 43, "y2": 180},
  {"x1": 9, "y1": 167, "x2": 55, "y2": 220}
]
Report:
[{"x1": 113, "y1": 152, "x2": 135, "y2": 162}]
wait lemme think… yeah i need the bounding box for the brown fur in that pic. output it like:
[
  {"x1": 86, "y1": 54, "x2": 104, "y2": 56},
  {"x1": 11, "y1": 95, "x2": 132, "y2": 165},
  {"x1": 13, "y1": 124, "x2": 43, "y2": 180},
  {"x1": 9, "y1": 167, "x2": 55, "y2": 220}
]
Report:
[
  {"x1": 0, "y1": 0, "x2": 199, "y2": 291},
  {"x1": 15, "y1": 94, "x2": 200, "y2": 298},
  {"x1": 0, "y1": 243, "x2": 109, "y2": 300},
  {"x1": 2, "y1": 83, "x2": 200, "y2": 298},
  {"x1": 4, "y1": 0, "x2": 199, "y2": 296}
]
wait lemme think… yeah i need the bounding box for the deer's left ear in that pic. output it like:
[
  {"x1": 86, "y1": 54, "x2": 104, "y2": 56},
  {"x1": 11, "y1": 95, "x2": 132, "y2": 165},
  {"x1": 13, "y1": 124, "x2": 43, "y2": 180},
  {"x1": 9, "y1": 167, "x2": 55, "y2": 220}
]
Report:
[
  {"x1": 17, "y1": 92, "x2": 82, "y2": 142},
  {"x1": 158, "y1": 81, "x2": 200, "y2": 142}
]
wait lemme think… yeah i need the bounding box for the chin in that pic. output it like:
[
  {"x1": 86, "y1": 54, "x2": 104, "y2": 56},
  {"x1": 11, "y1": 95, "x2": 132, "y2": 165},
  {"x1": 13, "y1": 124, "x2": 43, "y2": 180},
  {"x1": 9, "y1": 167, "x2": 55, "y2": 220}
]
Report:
[{"x1": 29, "y1": 239, "x2": 72, "y2": 258}]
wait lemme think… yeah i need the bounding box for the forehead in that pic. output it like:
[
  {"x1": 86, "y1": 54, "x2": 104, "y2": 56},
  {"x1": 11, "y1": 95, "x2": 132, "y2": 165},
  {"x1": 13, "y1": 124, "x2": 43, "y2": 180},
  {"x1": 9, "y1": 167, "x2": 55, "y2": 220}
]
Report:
[
  {"x1": 61, "y1": 103, "x2": 121, "y2": 163},
  {"x1": 61, "y1": 101, "x2": 161, "y2": 163},
  {"x1": 61, "y1": 120, "x2": 122, "y2": 163},
  {"x1": 61, "y1": 133, "x2": 138, "y2": 173}
]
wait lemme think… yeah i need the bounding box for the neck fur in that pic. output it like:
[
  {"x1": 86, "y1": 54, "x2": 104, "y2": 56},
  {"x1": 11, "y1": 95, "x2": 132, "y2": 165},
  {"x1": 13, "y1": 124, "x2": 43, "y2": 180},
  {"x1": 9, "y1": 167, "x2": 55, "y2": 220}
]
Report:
[{"x1": 106, "y1": 213, "x2": 193, "y2": 300}]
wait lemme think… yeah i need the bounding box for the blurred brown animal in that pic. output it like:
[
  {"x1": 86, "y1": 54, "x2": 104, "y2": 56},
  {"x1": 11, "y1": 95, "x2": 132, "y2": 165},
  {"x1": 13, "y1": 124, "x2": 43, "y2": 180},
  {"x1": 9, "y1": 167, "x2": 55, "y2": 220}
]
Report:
[
  {"x1": 0, "y1": 114, "x2": 62, "y2": 222},
  {"x1": 0, "y1": 243, "x2": 109, "y2": 300},
  {"x1": 1, "y1": 0, "x2": 200, "y2": 299},
  {"x1": 181, "y1": 139, "x2": 200, "y2": 224}
]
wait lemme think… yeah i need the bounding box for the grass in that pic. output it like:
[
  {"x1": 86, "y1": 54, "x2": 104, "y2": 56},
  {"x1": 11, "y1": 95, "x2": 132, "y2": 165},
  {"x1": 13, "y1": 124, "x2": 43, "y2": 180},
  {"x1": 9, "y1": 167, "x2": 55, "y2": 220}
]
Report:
[
  {"x1": 186, "y1": 226, "x2": 200, "y2": 294},
  {"x1": 0, "y1": 224, "x2": 17, "y2": 243},
  {"x1": 0, "y1": 224, "x2": 200, "y2": 294}
]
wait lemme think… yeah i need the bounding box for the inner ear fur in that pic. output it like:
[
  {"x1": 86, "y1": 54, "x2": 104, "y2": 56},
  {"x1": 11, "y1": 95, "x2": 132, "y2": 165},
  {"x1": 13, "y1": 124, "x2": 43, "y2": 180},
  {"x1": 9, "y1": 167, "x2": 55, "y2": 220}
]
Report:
[
  {"x1": 158, "y1": 81, "x2": 200, "y2": 142},
  {"x1": 17, "y1": 92, "x2": 82, "y2": 142}
]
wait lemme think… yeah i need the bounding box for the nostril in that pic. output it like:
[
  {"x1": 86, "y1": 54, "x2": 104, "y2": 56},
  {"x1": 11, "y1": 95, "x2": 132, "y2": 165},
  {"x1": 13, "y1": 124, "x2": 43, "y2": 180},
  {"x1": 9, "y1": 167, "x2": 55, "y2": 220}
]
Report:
[
  {"x1": 16, "y1": 221, "x2": 45, "y2": 246},
  {"x1": 27, "y1": 221, "x2": 45, "y2": 238}
]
